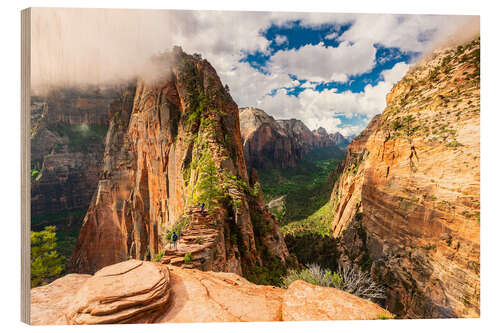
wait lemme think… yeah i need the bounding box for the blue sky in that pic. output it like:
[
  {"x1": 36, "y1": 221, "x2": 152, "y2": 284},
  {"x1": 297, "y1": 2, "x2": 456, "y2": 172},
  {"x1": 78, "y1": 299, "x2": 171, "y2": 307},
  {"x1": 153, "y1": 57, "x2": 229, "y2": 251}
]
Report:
[
  {"x1": 33, "y1": 10, "x2": 472, "y2": 136},
  {"x1": 234, "y1": 20, "x2": 422, "y2": 135}
]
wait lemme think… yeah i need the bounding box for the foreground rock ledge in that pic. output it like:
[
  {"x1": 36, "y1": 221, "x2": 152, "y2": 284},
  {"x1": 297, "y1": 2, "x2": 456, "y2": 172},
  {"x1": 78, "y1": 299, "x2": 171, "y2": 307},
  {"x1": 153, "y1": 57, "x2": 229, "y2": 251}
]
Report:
[{"x1": 31, "y1": 260, "x2": 391, "y2": 325}]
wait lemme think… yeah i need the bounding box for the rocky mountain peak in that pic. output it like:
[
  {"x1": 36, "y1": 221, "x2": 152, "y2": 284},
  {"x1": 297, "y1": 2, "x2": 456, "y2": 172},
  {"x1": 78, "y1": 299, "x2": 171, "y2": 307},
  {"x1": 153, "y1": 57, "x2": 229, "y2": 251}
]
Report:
[{"x1": 69, "y1": 48, "x2": 289, "y2": 276}]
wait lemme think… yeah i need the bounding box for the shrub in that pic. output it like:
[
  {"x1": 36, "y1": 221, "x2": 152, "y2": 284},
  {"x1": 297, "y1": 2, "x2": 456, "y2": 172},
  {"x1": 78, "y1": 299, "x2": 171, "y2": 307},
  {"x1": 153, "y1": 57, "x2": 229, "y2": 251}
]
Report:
[
  {"x1": 184, "y1": 252, "x2": 193, "y2": 264},
  {"x1": 165, "y1": 216, "x2": 190, "y2": 244},
  {"x1": 281, "y1": 263, "x2": 386, "y2": 301},
  {"x1": 281, "y1": 263, "x2": 344, "y2": 289},
  {"x1": 376, "y1": 312, "x2": 394, "y2": 320},
  {"x1": 338, "y1": 265, "x2": 386, "y2": 301},
  {"x1": 31, "y1": 226, "x2": 65, "y2": 287},
  {"x1": 153, "y1": 251, "x2": 164, "y2": 262}
]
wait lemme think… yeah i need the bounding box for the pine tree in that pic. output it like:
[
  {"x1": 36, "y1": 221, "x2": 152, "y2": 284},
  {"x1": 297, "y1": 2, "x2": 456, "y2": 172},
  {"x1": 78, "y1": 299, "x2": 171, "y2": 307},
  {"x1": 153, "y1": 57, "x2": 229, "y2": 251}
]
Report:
[
  {"x1": 196, "y1": 159, "x2": 222, "y2": 211},
  {"x1": 31, "y1": 226, "x2": 65, "y2": 287}
]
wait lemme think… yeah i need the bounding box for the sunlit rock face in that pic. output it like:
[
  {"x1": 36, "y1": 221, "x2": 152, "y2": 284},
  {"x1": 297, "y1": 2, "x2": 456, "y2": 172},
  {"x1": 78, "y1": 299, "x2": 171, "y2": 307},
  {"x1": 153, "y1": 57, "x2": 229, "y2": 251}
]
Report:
[
  {"x1": 70, "y1": 48, "x2": 289, "y2": 276},
  {"x1": 239, "y1": 107, "x2": 342, "y2": 170},
  {"x1": 329, "y1": 38, "x2": 480, "y2": 318}
]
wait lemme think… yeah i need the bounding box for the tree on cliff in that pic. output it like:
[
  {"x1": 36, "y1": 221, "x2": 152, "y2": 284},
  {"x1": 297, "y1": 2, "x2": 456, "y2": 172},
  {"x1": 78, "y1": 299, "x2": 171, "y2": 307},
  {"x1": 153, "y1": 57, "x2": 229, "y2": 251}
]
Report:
[
  {"x1": 31, "y1": 226, "x2": 65, "y2": 287},
  {"x1": 196, "y1": 159, "x2": 223, "y2": 212}
]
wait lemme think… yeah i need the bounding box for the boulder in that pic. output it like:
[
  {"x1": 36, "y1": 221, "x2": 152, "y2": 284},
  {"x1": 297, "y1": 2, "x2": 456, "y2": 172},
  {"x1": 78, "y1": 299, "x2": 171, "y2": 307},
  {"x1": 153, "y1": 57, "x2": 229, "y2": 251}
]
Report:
[{"x1": 65, "y1": 260, "x2": 170, "y2": 324}]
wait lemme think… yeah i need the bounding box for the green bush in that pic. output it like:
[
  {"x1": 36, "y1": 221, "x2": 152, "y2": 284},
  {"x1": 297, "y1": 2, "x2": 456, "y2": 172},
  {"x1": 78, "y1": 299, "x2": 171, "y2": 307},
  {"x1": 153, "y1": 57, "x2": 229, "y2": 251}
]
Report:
[
  {"x1": 281, "y1": 263, "x2": 344, "y2": 289},
  {"x1": 31, "y1": 167, "x2": 40, "y2": 180},
  {"x1": 153, "y1": 251, "x2": 164, "y2": 262},
  {"x1": 376, "y1": 312, "x2": 394, "y2": 320},
  {"x1": 184, "y1": 252, "x2": 193, "y2": 264},
  {"x1": 281, "y1": 263, "x2": 386, "y2": 301},
  {"x1": 31, "y1": 226, "x2": 65, "y2": 287}
]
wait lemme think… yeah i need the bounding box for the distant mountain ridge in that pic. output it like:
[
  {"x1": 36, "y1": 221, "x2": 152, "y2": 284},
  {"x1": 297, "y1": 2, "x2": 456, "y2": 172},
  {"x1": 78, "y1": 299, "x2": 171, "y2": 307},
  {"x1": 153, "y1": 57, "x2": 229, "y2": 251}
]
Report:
[{"x1": 239, "y1": 107, "x2": 347, "y2": 170}]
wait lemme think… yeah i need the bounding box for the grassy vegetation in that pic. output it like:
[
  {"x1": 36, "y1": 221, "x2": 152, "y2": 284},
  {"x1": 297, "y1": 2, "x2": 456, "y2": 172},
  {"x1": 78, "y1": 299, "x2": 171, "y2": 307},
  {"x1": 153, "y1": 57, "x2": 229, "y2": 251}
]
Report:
[
  {"x1": 258, "y1": 146, "x2": 345, "y2": 273},
  {"x1": 184, "y1": 252, "x2": 193, "y2": 264},
  {"x1": 259, "y1": 146, "x2": 344, "y2": 224},
  {"x1": 280, "y1": 202, "x2": 333, "y2": 237}
]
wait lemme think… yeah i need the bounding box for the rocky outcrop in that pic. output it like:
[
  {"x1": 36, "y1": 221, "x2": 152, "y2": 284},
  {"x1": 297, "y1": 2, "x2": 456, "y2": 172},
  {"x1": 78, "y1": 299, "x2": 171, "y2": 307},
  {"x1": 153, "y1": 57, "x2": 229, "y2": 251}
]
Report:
[
  {"x1": 329, "y1": 38, "x2": 480, "y2": 318},
  {"x1": 239, "y1": 108, "x2": 341, "y2": 170},
  {"x1": 330, "y1": 132, "x2": 349, "y2": 148},
  {"x1": 70, "y1": 48, "x2": 289, "y2": 277},
  {"x1": 31, "y1": 260, "x2": 391, "y2": 324},
  {"x1": 276, "y1": 118, "x2": 316, "y2": 152},
  {"x1": 239, "y1": 107, "x2": 299, "y2": 169}
]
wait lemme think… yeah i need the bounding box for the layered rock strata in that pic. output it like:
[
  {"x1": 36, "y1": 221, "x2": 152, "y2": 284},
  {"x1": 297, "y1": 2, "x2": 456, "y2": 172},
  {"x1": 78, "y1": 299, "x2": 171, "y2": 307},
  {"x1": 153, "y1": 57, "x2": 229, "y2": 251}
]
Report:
[{"x1": 329, "y1": 38, "x2": 480, "y2": 318}]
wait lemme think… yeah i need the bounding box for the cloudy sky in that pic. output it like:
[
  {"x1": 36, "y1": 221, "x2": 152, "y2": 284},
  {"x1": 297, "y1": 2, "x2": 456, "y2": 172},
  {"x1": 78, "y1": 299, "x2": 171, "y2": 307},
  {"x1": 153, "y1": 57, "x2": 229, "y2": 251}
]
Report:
[{"x1": 32, "y1": 9, "x2": 475, "y2": 136}]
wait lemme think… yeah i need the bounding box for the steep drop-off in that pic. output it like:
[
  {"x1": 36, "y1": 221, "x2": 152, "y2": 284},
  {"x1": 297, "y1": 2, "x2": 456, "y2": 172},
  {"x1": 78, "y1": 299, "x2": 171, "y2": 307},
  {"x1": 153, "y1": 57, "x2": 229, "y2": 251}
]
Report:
[
  {"x1": 329, "y1": 38, "x2": 480, "y2": 318},
  {"x1": 70, "y1": 48, "x2": 289, "y2": 278}
]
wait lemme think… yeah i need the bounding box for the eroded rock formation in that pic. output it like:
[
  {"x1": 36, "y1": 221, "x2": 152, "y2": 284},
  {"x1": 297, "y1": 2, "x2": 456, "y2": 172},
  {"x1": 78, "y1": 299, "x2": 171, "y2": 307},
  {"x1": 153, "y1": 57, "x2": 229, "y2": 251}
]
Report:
[
  {"x1": 329, "y1": 38, "x2": 480, "y2": 318},
  {"x1": 239, "y1": 107, "x2": 342, "y2": 170},
  {"x1": 31, "y1": 260, "x2": 391, "y2": 324},
  {"x1": 70, "y1": 48, "x2": 289, "y2": 277}
]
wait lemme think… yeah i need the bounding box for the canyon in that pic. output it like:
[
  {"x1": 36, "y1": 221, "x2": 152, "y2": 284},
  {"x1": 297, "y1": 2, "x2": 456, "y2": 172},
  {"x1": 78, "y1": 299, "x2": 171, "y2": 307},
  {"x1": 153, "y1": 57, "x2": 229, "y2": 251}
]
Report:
[{"x1": 30, "y1": 36, "x2": 481, "y2": 322}]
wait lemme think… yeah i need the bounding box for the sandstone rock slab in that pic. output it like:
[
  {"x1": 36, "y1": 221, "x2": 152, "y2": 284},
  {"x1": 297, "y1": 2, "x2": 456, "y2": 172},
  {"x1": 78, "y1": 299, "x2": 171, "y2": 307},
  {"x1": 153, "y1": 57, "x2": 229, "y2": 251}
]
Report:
[
  {"x1": 282, "y1": 280, "x2": 390, "y2": 321},
  {"x1": 65, "y1": 260, "x2": 170, "y2": 324}
]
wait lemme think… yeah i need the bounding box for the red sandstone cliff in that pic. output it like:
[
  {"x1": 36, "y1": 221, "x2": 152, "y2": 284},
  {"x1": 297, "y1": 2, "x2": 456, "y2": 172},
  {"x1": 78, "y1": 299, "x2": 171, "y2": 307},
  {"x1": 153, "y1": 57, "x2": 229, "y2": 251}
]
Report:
[
  {"x1": 329, "y1": 38, "x2": 480, "y2": 318},
  {"x1": 70, "y1": 48, "x2": 289, "y2": 276},
  {"x1": 239, "y1": 108, "x2": 342, "y2": 170}
]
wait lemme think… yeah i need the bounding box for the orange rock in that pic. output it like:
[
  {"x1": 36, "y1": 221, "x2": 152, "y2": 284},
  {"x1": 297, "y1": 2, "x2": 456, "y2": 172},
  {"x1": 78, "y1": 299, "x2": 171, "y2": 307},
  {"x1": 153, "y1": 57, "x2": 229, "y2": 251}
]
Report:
[
  {"x1": 329, "y1": 38, "x2": 480, "y2": 318},
  {"x1": 30, "y1": 273, "x2": 91, "y2": 325},
  {"x1": 282, "y1": 280, "x2": 390, "y2": 321},
  {"x1": 69, "y1": 48, "x2": 289, "y2": 278},
  {"x1": 30, "y1": 260, "x2": 393, "y2": 325},
  {"x1": 65, "y1": 260, "x2": 170, "y2": 324}
]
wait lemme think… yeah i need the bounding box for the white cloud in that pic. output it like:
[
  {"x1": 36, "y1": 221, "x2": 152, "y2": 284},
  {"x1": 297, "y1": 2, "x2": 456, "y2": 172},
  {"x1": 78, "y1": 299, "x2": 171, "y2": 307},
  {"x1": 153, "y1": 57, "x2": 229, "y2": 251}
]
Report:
[
  {"x1": 266, "y1": 41, "x2": 376, "y2": 83},
  {"x1": 325, "y1": 31, "x2": 338, "y2": 40},
  {"x1": 256, "y1": 62, "x2": 410, "y2": 136}
]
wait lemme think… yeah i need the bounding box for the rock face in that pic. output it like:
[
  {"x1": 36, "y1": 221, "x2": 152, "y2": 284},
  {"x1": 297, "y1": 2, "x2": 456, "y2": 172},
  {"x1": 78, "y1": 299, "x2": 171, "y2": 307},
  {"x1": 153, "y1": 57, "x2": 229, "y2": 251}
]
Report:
[
  {"x1": 30, "y1": 88, "x2": 118, "y2": 222},
  {"x1": 239, "y1": 108, "x2": 341, "y2": 170},
  {"x1": 31, "y1": 260, "x2": 391, "y2": 325},
  {"x1": 239, "y1": 107, "x2": 299, "y2": 169},
  {"x1": 70, "y1": 48, "x2": 289, "y2": 277},
  {"x1": 330, "y1": 132, "x2": 350, "y2": 148},
  {"x1": 329, "y1": 38, "x2": 480, "y2": 318}
]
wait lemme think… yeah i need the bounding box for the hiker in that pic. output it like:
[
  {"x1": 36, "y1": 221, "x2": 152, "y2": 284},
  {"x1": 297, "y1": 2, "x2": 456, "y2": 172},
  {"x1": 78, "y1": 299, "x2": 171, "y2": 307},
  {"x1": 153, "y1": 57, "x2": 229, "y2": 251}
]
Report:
[
  {"x1": 171, "y1": 231, "x2": 178, "y2": 251},
  {"x1": 200, "y1": 202, "x2": 205, "y2": 212}
]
